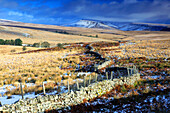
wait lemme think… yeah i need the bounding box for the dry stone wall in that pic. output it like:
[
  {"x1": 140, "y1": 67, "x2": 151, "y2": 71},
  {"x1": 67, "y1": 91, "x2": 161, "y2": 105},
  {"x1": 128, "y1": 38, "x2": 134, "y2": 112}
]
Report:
[
  {"x1": 0, "y1": 73, "x2": 140, "y2": 113},
  {"x1": 97, "y1": 60, "x2": 111, "y2": 70}
]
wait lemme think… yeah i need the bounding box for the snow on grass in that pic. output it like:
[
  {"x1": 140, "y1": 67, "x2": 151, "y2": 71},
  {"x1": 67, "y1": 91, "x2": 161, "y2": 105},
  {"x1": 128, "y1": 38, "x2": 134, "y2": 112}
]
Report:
[
  {"x1": 0, "y1": 93, "x2": 40, "y2": 105},
  {"x1": 0, "y1": 84, "x2": 69, "y2": 105},
  {"x1": 142, "y1": 75, "x2": 165, "y2": 79},
  {"x1": 0, "y1": 85, "x2": 16, "y2": 96}
]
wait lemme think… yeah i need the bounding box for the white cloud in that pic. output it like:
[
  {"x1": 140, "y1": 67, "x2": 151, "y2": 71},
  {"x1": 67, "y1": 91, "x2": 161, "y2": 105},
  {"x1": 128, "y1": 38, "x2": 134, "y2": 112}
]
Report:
[
  {"x1": 124, "y1": 0, "x2": 138, "y2": 4},
  {"x1": 8, "y1": 11, "x2": 23, "y2": 16},
  {"x1": 8, "y1": 11, "x2": 33, "y2": 18},
  {"x1": 75, "y1": 6, "x2": 85, "y2": 12},
  {"x1": 88, "y1": 16, "x2": 136, "y2": 22},
  {"x1": 130, "y1": 12, "x2": 157, "y2": 19},
  {"x1": 109, "y1": 1, "x2": 118, "y2": 5}
]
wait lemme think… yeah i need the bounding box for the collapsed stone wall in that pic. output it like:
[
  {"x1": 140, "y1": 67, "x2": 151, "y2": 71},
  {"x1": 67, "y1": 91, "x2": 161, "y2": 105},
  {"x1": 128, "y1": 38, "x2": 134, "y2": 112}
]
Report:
[
  {"x1": 97, "y1": 60, "x2": 111, "y2": 70},
  {"x1": 0, "y1": 73, "x2": 140, "y2": 112}
]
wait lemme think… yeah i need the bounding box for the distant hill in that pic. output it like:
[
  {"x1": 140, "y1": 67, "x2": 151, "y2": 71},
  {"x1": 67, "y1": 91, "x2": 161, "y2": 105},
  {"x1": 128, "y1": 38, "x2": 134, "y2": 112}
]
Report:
[
  {"x1": 67, "y1": 19, "x2": 170, "y2": 31},
  {"x1": 0, "y1": 18, "x2": 170, "y2": 43},
  {"x1": 0, "y1": 19, "x2": 21, "y2": 24}
]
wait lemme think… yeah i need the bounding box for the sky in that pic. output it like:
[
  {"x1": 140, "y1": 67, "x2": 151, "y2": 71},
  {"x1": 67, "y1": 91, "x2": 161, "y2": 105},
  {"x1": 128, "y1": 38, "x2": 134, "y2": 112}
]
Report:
[{"x1": 0, "y1": 0, "x2": 170, "y2": 25}]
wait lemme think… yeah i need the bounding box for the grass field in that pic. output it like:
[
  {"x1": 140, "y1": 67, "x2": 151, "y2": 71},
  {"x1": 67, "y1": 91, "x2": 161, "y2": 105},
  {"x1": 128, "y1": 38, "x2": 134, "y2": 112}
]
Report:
[
  {"x1": 1, "y1": 20, "x2": 170, "y2": 47},
  {"x1": 0, "y1": 45, "x2": 39, "y2": 55},
  {"x1": 0, "y1": 21, "x2": 169, "y2": 112},
  {"x1": 0, "y1": 25, "x2": 108, "y2": 46}
]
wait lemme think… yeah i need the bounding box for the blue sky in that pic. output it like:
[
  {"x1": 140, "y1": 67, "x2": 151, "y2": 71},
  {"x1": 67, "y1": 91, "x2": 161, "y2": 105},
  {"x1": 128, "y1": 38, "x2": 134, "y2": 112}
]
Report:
[{"x1": 0, "y1": 0, "x2": 170, "y2": 25}]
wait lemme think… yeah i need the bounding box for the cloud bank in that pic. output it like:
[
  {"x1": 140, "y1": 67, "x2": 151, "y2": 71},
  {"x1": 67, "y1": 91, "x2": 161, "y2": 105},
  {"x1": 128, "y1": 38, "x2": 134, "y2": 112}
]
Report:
[{"x1": 0, "y1": 0, "x2": 169, "y2": 24}]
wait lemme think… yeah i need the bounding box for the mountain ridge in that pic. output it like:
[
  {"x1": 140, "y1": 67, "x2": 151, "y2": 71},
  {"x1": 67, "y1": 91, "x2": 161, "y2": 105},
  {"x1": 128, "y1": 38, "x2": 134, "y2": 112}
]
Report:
[
  {"x1": 67, "y1": 19, "x2": 170, "y2": 31},
  {"x1": 1, "y1": 18, "x2": 170, "y2": 31}
]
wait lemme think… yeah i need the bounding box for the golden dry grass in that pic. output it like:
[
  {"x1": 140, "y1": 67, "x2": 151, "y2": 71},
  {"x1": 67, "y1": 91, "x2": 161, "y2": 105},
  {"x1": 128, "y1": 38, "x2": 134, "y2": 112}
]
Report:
[
  {"x1": 102, "y1": 40, "x2": 170, "y2": 59},
  {"x1": 0, "y1": 25, "x2": 109, "y2": 46},
  {"x1": 0, "y1": 20, "x2": 170, "y2": 96},
  {"x1": 1, "y1": 20, "x2": 170, "y2": 46},
  {"x1": 0, "y1": 45, "x2": 39, "y2": 55},
  {"x1": 123, "y1": 31, "x2": 170, "y2": 41},
  {"x1": 0, "y1": 50, "x2": 68, "y2": 86}
]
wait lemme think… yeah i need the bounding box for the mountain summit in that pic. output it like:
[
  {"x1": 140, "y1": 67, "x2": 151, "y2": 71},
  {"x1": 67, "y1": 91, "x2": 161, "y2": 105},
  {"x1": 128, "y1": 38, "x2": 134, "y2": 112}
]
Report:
[
  {"x1": 68, "y1": 20, "x2": 114, "y2": 29},
  {"x1": 68, "y1": 19, "x2": 170, "y2": 31}
]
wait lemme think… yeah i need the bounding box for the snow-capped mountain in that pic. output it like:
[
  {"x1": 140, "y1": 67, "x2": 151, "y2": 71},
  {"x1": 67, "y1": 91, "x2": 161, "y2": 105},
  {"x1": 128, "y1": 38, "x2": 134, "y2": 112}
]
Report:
[
  {"x1": 69, "y1": 20, "x2": 114, "y2": 29},
  {"x1": 68, "y1": 19, "x2": 170, "y2": 31}
]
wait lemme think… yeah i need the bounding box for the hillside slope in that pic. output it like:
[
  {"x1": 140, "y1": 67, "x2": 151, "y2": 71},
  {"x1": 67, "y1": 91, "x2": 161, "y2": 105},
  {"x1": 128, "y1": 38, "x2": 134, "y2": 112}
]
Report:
[{"x1": 0, "y1": 19, "x2": 170, "y2": 45}]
